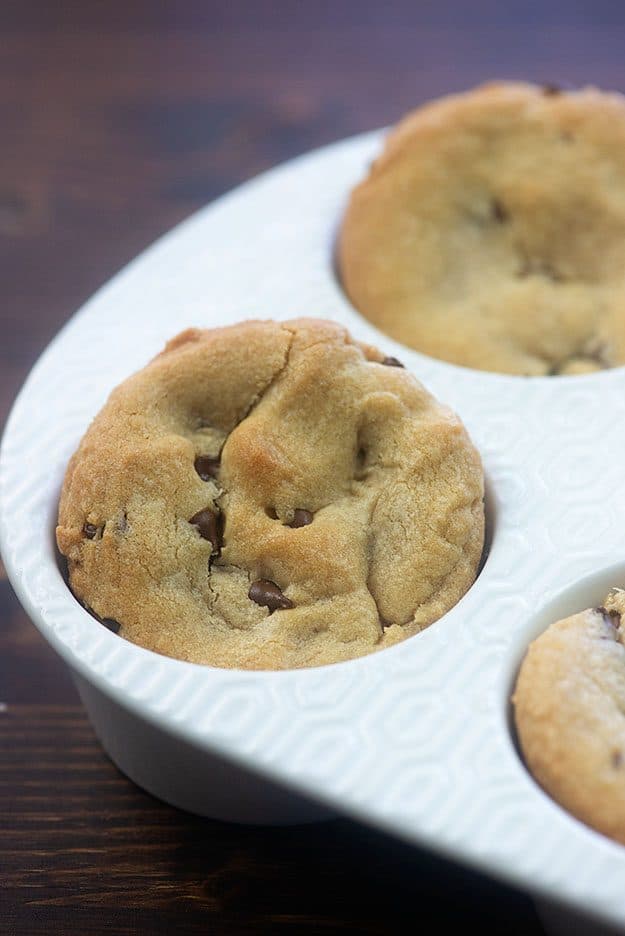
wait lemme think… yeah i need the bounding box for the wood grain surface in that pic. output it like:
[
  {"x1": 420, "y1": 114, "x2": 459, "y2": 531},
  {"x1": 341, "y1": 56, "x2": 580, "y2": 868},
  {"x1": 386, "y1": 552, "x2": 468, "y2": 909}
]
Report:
[{"x1": 4, "y1": 1, "x2": 624, "y2": 931}]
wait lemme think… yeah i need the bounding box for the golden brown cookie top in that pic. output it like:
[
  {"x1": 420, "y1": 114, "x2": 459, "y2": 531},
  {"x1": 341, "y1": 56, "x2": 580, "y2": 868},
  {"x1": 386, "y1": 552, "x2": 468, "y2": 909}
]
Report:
[
  {"x1": 57, "y1": 318, "x2": 484, "y2": 670},
  {"x1": 513, "y1": 590, "x2": 625, "y2": 844},
  {"x1": 339, "y1": 81, "x2": 625, "y2": 375}
]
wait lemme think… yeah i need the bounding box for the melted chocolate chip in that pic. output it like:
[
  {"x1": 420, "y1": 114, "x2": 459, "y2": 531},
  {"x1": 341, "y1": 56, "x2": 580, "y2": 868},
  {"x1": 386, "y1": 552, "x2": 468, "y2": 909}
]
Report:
[
  {"x1": 491, "y1": 198, "x2": 508, "y2": 223},
  {"x1": 248, "y1": 579, "x2": 293, "y2": 612},
  {"x1": 597, "y1": 606, "x2": 621, "y2": 627},
  {"x1": 542, "y1": 83, "x2": 562, "y2": 96},
  {"x1": 288, "y1": 509, "x2": 313, "y2": 528},
  {"x1": 382, "y1": 356, "x2": 404, "y2": 368},
  {"x1": 189, "y1": 508, "x2": 222, "y2": 554},
  {"x1": 613, "y1": 750, "x2": 624, "y2": 768},
  {"x1": 517, "y1": 256, "x2": 562, "y2": 282},
  {"x1": 83, "y1": 523, "x2": 98, "y2": 539},
  {"x1": 194, "y1": 454, "x2": 220, "y2": 481},
  {"x1": 101, "y1": 618, "x2": 121, "y2": 634}
]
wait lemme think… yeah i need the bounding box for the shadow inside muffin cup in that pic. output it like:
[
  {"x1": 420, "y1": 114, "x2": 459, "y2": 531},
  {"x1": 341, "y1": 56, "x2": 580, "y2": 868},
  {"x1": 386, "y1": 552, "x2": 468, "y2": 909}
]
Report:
[{"x1": 478, "y1": 471, "x2": 496, "y2": 577}]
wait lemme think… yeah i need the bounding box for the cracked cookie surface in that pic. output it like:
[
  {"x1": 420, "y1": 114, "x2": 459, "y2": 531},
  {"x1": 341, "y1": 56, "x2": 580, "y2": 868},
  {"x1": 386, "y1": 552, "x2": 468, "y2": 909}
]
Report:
[
  {"x1": 339, "y1": 82, "x2": 625, "y2": 375},
  {"x1": 513, "y1": 590, "x2": 625, "y2": 843},
  {"x1": 56, "y1": 318, "x2": 484, "y2": 670}
]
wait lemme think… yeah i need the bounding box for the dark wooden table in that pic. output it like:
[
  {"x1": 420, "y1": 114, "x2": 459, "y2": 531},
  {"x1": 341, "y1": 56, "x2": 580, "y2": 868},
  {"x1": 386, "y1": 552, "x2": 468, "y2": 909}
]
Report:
[{"x1": 5, "y1": 1, "x2": 623, "y2": 931}]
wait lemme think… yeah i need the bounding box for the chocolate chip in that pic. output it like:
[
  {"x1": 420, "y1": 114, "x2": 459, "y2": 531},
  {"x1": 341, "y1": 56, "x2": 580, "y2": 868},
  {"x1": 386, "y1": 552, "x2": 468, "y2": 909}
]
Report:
[
  {"x1": 83, "y1": 523, "x2": 98, "y2": 539},
  {"x1": 248, "y1": 579, "x2": 293, "y2": 612},
  {"x1": 382, "y1": 356, "x2": 404, "y2": 368},
  {"x1": 517, "y1": 256, "x2": 562, "y2": 282},
  {"x1": 101, "y1": 618, "x2": 121, "y2": 634},
  {"x1": 598, "y1": 606, "x2": 621, "y2": 627},
  {"x1": 613, "y1": 750, "x2": 623, "y2": 768},
  {"x1": 189, "y1": 508, "x2": 222, "y2": 554},
  {"x1": 288, "y1": 509, "x2": 313, "y2": 528},
  {"x1": 491, "y1": 198, "x2": 508, "y2": 223},
  {"x1": 542, "y1": 83, "x2": 562, "y2": 96},
  {"x1": 81, "y1": 603, "x2": 120, "y2": 634},
  {"x1": 194, "y1": 454, "x2": 220, "y2": 481}
]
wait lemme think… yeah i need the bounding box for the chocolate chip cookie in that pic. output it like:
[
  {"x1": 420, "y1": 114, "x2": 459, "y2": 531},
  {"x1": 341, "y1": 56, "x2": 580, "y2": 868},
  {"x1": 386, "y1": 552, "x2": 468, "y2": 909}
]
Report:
[
  {"x1": 513, "y1": 590, "x2": 625, "y2": 843},
  {"x1": 339, "y1": 82, "x2": 625, "y2": 375},
  {"x1": 56, "y1": 318, "x2": 484, "y2": 670}
]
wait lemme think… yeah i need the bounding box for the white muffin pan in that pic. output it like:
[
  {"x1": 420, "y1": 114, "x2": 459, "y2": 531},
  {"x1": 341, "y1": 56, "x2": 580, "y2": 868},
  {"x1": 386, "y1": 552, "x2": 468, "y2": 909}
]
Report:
[{"x1": 3, "y1": 131, "x2": 625, "y2": 933}]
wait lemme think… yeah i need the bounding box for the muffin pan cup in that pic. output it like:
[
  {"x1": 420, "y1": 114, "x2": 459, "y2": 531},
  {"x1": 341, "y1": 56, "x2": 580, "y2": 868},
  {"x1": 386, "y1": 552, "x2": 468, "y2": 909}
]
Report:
[{"x1": 3, "y1": 131, "x2": 625, "y2": 931}]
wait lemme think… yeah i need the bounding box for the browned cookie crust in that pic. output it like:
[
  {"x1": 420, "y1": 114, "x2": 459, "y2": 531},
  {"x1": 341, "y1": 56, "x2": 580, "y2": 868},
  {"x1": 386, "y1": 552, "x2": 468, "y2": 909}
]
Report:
[
  {"x1": 57, "y1": 319, "x2": 484, "y2": 670},
  {"x1": 513, "y1": 590, "x2": 625, "y2": 844},
  {"x1": 339, "y1": 82, "x2": 625, "y2": 375}
]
